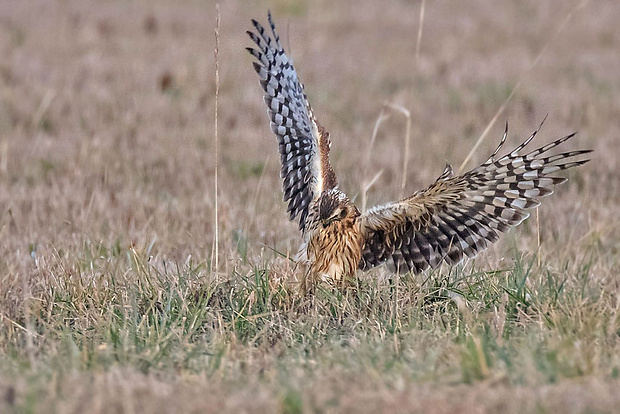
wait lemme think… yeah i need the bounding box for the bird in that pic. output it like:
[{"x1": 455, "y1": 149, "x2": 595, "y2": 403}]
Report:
[{"x1": 246, "y1": 12, "x2": 591, "y2": 290}]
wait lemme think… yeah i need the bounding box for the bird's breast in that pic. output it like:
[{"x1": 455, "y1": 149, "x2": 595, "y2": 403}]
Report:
[{"x1": 306, "y1": 219, "x2": 364, "y2": 283}]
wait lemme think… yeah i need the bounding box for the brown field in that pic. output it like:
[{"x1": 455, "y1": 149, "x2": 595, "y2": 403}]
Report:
[{"x1": 1, "y1": 0, "x2": 619, "y2": 412}]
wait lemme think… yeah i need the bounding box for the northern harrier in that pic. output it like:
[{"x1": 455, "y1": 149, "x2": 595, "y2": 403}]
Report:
[{"x1": 247, "y1": 13, "x2": 590, "y2": 289}]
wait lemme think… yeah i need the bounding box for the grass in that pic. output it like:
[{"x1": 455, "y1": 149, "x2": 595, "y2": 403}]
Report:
[
  {"x1": 1, "y1": 0, "x2": 619, "y2": 412},
  {"x1": 1, "y1": 245, "x2": 619, "y2": 412}
]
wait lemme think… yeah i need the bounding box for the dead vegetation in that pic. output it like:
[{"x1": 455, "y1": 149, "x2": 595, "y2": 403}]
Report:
[{"x1": 1, "y1": 0, "x2": 619, "y2": 412}]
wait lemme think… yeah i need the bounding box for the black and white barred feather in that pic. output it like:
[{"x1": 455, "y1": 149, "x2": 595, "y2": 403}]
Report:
[
  {"x1": 359, "y1": 121, "x2": 591, "y2": 273},
  {"x1": 247, "y1": 12, "x2": 336, "y2": 233}
]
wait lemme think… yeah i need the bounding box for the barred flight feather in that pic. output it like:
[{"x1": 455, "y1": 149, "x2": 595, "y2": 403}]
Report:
[
  {"x1": 247, "y1": 12, "x2": 336, "y2": 233},
  {"x1": 359, "y1": 121, "x2": 591, "y2": 274}
]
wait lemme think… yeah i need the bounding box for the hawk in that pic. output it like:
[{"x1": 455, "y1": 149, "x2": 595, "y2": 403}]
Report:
[{"x1": 247, "y1": 13, "x2": 590, "y2": 289}]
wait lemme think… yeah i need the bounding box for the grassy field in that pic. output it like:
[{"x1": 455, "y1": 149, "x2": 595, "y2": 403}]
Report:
[{"x1": 1, "y1": 0, "x2": 619, "y2": 412}]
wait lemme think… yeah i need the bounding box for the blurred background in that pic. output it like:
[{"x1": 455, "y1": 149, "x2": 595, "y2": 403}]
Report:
[{"x1": 0, "y1": 0, "x2": 618, "y2": 273}]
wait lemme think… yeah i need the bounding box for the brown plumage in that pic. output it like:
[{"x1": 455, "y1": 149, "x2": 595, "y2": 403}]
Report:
[{"x1": 247, "y1": 13, "x2": 591, "y2": 289}]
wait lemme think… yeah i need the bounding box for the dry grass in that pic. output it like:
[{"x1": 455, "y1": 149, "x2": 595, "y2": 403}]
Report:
[{"x1": 1, "y1": 0, "x2": 619, "y2": 412}]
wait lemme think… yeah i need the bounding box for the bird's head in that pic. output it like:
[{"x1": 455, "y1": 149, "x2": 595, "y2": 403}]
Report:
[{"x1": 318, "y1": 189, "x2": 359, "y2": 228}]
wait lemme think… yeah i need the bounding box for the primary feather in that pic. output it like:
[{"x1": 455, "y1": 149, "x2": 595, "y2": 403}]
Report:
[
  {"x1": 359, "y1": 121, "x2": 591, "y2": 274},
  {"x1": 247, "y1": 12, "x2": 336, "y2": 233}
]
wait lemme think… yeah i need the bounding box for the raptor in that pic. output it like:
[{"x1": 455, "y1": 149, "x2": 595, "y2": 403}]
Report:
[{"x1": 247, "y1": 12, "x2": 590, "y2": 290}]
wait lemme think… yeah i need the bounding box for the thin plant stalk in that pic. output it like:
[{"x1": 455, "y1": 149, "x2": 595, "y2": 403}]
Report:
[
  {"x1": 415, "y1": 0, "x2": 426, "y2": 63},
  {"x1": 458, "y1": 0, "x2": 591, "y2": 173},
  {"x1": 213, "y1": 4, "x2": 220, "y2": 276}
]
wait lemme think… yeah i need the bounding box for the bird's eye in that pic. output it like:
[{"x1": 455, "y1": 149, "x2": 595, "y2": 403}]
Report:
[{"x1": 339, "y1": 209, "x2": 347, "y2": 219}]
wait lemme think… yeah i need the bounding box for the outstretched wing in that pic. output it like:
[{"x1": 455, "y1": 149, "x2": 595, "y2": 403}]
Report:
[
  {"x1": 247, "y1": 12, "x2": 337, "y2": 232},
  {"x1": 359, "y1": 123, "x2": 591, "y2": 273}
]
